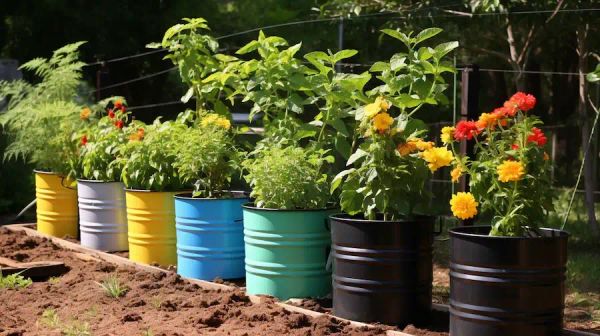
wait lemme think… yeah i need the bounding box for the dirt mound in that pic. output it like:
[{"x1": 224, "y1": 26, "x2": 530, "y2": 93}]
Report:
[{"x1": 0, "y1": 229, "x2": 385, "y2": 335}]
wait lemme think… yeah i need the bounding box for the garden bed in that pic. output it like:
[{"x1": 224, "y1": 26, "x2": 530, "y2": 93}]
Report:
[{"x1": 1, "y1": 225, "x2": 598, "y2": 336}]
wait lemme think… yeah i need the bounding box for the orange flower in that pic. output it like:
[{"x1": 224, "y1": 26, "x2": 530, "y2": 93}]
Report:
[
  {"x1": 451, "y1": 166, "x2": 462, "y2": 183},
  {"x1": 476, "y1": 112, "x2": 498, "y2": 129},
  {"x1": 397, "y1": 141, "x2": 418, "y2": 156},
  {"x1": 543, "y1": 152, "x2": 550, "y2": 161},
  {"x1": 80, "y1": 107, "x2": 91, "y2": 120}
]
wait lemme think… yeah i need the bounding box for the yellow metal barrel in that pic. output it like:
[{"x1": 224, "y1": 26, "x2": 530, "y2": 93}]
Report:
[
  {"x1": 125, "y1": 190, "x2": 177, "y2": 266},
  {"x1": 35, "y1": 171, "x2": 78, "y2": 238}
]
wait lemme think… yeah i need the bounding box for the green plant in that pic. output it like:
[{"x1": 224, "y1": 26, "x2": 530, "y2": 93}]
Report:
[
  {"x1": 332, "y1": 28, "x2": 457, "y2": 220},
  {"x1": 39, "y1": 308, "x2": 60, "y2": 329},
  {"x1": 48, "y1": 276, "x2": 61, "y2": 285},
  {"x1": 149, "y1": 18, "x2": 239, "y2": 115},
  {"x1": 79, "y1": 97, "x2": 140, "y2": 181},
  {"x1": 171, "y1": 114, "x2": 241, "y2": 198},
  {"x1": 97, "y1": 274, "x2": 128, "y2": 298},
  {"x1": 235, "y1": 31, "x2": 311, "y2": 135},
  {"x1": 446, "y1": 92, "x2": 553, "y2": 236},
  {"x1": 243, "y1": 144, "x2": 332, "y2": 209},
  {"x1": 0, "y1": 271, "x2": 33, "y2": 289},
  {"x1": 62, "y1": 320, "x2": 91, "y2": 336},
  {"x1": 303, "y1": 49, "x2": 371, "y2": 159},
  {"x1": 0, "y1": 42, "x2": 90, "y2": 177},
  {"x1": 117, "y1": 119, "x2": 186, "y2": 191},
  {"x1": 141, "y1": 329, "x2": 155, "y2": 336}
]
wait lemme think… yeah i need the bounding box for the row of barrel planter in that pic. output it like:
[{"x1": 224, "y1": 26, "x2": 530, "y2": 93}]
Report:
[{"x1": 34, "y1": 171, "x2": 569, "y2": 335}]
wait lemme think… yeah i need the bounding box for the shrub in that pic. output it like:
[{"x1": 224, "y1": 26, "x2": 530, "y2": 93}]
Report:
[{"x1": 243, "y1": 144, "x2": 332, "y2": 209}]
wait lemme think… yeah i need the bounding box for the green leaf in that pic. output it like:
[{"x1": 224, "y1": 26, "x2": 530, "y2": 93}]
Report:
[
  {"x1": 587, "y1": 64, "x2": 600, "y2": 83},
  {"x1": 433, "y1": 41, "x2": 459, "y2": 60},
  {"x1": 381, "y1": 29, "x2": 412, "y2": 48},
  {"x1": 181, "y1": 87, "x2": 194, "y2": 103},
  {"x1": 332, "y1": 49, "x2": 358, "y2": 63},
  {"x1": 414, "y1": 28, "x2": 443, "y2": 44},
  {"x1": 335, "y1": 135, "x2": 352, "y2": 160},
  {"x1": 369, "y1": 61, "x2": 390, "y2": 72},
  {"x1": 347, "y1": 148, "x2": 367, "y2": 166},
  {"x1": 331, "y1": 168, "x2": 355, "y2": 193},
  {"x1": 236, "y1": 40, "x2": 259, "y2": 55}
]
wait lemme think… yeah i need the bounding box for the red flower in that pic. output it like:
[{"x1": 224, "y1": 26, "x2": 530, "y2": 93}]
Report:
[
  {"x1": 115, "y1": 120, "x2": 124, "y2": 129},
  {"x1": 80, "y1": 135, "x2": 88, "y2": 146},
  {"x1": 454, "y1": 120, "x2": 480, "y2": 141},
  {"x1": 108, "y1": 109, "x2": 115, "y2": 119},
  {"x1": 120, "y1": 105, "x2": 127, "y2": 112},
  {"x1": 114, "y1": 99, "x2": 123, "y2": 109},
  {"x1": 527, "y1": 127, "x2": 547, "y2": 146},
  {"x1": 511, "y1": 144, "x2": 519, "y2": 150},
  {"x1": 509, "y1": 92, "x2": 536, "y2": 112}
]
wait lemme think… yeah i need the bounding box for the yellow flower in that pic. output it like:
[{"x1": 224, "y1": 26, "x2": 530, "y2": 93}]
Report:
[
  {"x1": 450, "y1": 192, "x2": 478, "y2": 220},
  {"x1": 441, "y1": 126, "x2": 455, "y2": 145},
  {"x1": 497, "y1": 160, "x2": 525, "y2": 182},
  {"x1": 364, "y1": 97, "x2": 391, "y2": 119},
  {"x1": 80, "y1": 107, "x2": 91, "y2": 120},
  {"x1": 451, "y1": 166, "x2": 462, "y2": 183},
  {"x1": 372, "y1": 112, "x2": 394, "y2": 134},
  {"x1": 421, "y1": 147, "x2": 454, "y2": 172},
  {"x1": 201, "y1": 114, "x2": 231, "y2": 129}
]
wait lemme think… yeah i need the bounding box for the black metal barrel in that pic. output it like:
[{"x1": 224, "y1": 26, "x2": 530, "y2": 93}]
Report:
[
  {"x1": 330, "y1": 214, "x2": 435, "y2": 326},
  {"x1": 449, "y1": 226, "x2": 569, "y2": 336}
]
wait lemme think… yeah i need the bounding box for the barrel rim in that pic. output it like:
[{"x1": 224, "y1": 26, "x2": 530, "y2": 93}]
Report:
[
  {"x1": 33, "y1": 169, "x2": 61, "y2": 176},
  {"x1": 449, "y1": 225, "x2": 569, "y2": 240},
  {"x1": 124, "y1": 188, "x2": 182, "y2": 193},
  {"x1": 329, "y1": 212, "x2": 437, "y2": 224},
  {"x1": 175, "y1": 190, "x2": 250, "y2": 200},
  {"x1": 77, "y1": 179, "x2": 123, "y2": 184},
  {"x1": 242, "y1": 202, "x2": 338, "y2": 212}
]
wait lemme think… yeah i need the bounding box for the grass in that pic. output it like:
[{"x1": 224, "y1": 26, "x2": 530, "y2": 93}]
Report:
[
  {"x1": 97, "y1": 274, "x2": 127, "y2": 298},
  {"x1": 39, "y1": 308, "x2": 60, "y2": 329},
  {"x1": 0, "y1": 271, "x2": 33, "y2": 289},
  {"x1": 150, "y1": 295, "x2": 163, "y2": 309},
  {"x1": 48, "y1": 276, "x2": 61, "y2": 285},
  {"x1": 141, "y1": 329, "x2": 155, "y2": 336},
  {"x1": 39, "y1": 308, "x2": 92, "y2": 336}
]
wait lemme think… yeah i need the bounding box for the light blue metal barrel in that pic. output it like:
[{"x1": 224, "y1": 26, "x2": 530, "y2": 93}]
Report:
[
  {"x1": 77, "y1": 180, "x2": 128, "y2": 252},
  {"x1": 242, "y1": 204, "x2": 333, "y2": 300},
  {"x1": 175, "y1": 193, "x2": 248, "y2": 280}
]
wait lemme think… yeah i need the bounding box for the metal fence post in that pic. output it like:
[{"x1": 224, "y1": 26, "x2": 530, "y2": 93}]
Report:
[{"x1": 459, "y1": 64, "x2": 479, "y2": 225}]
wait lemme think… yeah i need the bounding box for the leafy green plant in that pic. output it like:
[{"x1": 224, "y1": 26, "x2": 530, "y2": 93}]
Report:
[
  {"x1": 243, "y1": 144, "x2": 332, "y2": 209},
  {"x1": 333, "y1": 28, "x2": 457, "y2": 220},
  {"x1": 117, "y1": 119, "x2": 186, "y2": 191},
  {"x1": 171, "y1": 114, "x2": 241, "y2": 198},
  {"x1": 235, "y1": 31, "x2": 311, "y2": 135},
  {"x1": 0, "y1": 271, "x2": 33, "y2": 289},
  {"x1": 97, "y1": 274, "x2": 128, "y2": 298},
  {"x1": 303, "y1": 49, "x2": 371, "y2": 159},
  {"x1": 0, "y1": 42, "x2": 90, "y2": 177},
  {"x1": 149, "y1": 18, "x2": 239, "y2": 115}
]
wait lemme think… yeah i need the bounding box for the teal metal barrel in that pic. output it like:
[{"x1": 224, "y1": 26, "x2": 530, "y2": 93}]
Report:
[{"x1": 242, "y1": 204, "x2": 333, "y2": 300}]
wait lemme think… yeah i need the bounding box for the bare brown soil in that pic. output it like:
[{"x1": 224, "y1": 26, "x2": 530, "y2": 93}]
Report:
[{"x1": 0, "y1": 228, "x2": 385, "y2": 336}]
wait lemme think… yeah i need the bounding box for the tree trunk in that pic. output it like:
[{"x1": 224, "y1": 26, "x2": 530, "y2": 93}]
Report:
[{"x1": 577, "y1": 23, "x2": 600, "y2": 236}]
